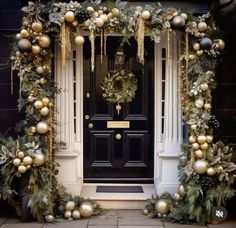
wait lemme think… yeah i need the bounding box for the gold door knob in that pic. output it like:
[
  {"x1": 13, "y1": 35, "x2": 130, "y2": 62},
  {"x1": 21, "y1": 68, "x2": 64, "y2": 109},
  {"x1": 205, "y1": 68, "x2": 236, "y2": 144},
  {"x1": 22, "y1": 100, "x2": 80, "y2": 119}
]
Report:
[
  {"x1": 88, "y1": 123, "x2": 93, "y2": 129},
  {"x1": 116, "y1": 133, "x2": 122, "y2": 140}
]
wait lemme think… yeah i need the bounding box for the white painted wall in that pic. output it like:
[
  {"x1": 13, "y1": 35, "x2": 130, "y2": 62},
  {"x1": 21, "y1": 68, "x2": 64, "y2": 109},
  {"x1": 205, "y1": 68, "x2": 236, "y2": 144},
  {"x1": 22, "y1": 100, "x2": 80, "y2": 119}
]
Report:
[{"x1": 55, "y1": 33, "x2": 182, "y2": 196}]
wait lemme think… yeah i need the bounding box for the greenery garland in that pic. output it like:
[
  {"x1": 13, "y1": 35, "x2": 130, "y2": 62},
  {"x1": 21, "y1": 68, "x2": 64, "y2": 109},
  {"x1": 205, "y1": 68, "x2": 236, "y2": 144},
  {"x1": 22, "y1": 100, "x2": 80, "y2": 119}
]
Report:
[{"x1": 0, "y1": 0, "x2": 235, "y2": 224}]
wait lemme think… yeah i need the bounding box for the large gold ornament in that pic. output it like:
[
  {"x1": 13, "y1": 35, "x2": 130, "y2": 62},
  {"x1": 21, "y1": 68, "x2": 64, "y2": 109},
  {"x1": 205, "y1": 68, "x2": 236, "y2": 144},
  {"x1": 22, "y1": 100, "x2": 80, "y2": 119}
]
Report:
[
  {"x1": 13, "y1": 158, "x2": 21, "y2": 166},
  {"x1": 193, "y1": 160, "x2": 208, "y2": 174},
  {"x1": 40, "y1": 107, "x2": 49, "y2": 116},
  {"x1": 64, "y1": 11, "x2": 75, "y2": 22},
  {"x1": 75, "y1": 35, "x2": 85, "y2": 45},
  {"x1": 155, "y1": 199, "x2": 170, "y2": 214},
  {"x1": 79, "y1": 202, "x2": 94, "y2": 218},
  {"x1": 207, "y1": 167, "x2": 216, "y2": 176},
  {"x1": 33, "y1": 153, "x2": 45, "y2": 167},
  {"x1": 32, "y1": 21, "x2": 43, "y2": 33},
  {"x1": 65, "y1": 201, "x2": 76, "y2": 211},
  {"x1": 38, "y1": 35, "x2": 51, "y2": 48},
  {"x1": 34, "y1": 100, "x2": 44, "y2": 110},
  {"x1": 18, "y1": 165, "x2": 27, "y2": 173},
  {"x1": 23, "y1": 156, "x2": 33, "y2": 166},
  {"x1": 42, "y1": 97, "x2": 50, "y2": 106},
  {"x1": 178, "y1": 184, "x2": 187, "y2": 198},
  {"x1": 36, "y1": 122, "x2": 49, "y2": 134}
]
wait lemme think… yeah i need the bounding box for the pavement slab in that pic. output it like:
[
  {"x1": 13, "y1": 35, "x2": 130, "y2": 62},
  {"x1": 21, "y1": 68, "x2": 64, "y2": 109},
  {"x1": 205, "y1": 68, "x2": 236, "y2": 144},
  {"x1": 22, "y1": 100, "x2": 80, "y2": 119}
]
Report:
[
  {"x1": 88, "y1": 210, "x2": 118, "y2": 226},
  {"x1": 163, "y1": 222, "x2": 207, "y2": 228},
  {"x1": 118, "y1": 210, "x2": 163, "y2": 226},
  {"x1": 42, "y1": 220, "x2": 88, "y2": 228}
]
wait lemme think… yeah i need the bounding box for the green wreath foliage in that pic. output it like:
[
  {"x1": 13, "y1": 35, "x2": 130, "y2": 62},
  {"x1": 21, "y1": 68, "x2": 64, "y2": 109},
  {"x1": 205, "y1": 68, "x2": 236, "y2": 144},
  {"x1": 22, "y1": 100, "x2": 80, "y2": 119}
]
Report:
[{"x1": 101, "y1": 70, "x2": 138, "y2": 104}]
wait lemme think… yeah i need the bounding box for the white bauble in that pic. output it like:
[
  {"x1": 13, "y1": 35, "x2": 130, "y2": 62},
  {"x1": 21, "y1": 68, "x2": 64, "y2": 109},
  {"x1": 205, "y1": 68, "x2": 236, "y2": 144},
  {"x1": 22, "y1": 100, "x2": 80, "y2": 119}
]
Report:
[
  {"x1": 141, "y1": 10, "x2": 151, "y2": 20},
  {"x1": 65, "y1": 201, "x2": 76, "y2": 211},
  {"x1": 23, "y1": 156, "x2": 33, "y2": 166},
  {"x1": 72, "y1": 210, "x2": 81, "y2": 219},
  {"x1": 13, "y1": 158, "x2": 21, "y2": 166},
  {"x1": 74, "y1": 35, "x2": 85, "y2": 45},
  {"x1": 195, "y1": 99, "x2": 204, "y2": 108},
  {"x1": 95, "y1": 17, "x2": 104, "y2": 27}
]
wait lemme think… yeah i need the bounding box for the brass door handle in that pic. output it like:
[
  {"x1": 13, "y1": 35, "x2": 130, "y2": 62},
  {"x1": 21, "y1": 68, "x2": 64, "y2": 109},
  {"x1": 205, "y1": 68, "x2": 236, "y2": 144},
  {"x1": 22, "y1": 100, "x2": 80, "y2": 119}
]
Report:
[
  {"x1": 115, "y1": 133, "x2": 122, "y2": 140},
  {"x1": 88, "y1": 123, "x2": 93, "y2": 129}
]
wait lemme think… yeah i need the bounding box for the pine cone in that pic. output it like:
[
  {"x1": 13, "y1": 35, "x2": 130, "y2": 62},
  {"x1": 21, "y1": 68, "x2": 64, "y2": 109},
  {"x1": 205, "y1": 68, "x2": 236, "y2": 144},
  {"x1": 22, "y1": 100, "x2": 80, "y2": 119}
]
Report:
[
  {"x1": 76, "y1": 10, "x2": 91, "y2": 23},
  {"x1": 208, "y1": 115, "x2": 220, "y2": 129}
]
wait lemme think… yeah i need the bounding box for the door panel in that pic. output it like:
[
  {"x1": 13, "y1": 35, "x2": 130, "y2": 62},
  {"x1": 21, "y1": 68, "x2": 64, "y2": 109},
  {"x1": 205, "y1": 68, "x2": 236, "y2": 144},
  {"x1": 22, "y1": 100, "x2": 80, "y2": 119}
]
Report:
[{"x1": 83, "y1": 36, "x2": 154, "y2": 182}]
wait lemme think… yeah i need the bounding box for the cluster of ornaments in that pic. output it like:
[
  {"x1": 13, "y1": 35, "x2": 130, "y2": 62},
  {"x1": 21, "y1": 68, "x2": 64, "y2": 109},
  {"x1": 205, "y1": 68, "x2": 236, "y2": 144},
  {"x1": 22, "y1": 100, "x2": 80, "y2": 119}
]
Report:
[
  {"x1": 12, "y1": 150, "x2": 45, "y2": 173},
  {"x1": 62, "y1": 201, "x2": 94, "y2": 220}
]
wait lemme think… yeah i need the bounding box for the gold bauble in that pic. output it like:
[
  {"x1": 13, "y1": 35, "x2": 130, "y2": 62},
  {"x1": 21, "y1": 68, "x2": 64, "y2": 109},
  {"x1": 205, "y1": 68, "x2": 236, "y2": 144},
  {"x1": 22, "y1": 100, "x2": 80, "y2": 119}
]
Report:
[
  {"x1": 192, "y1": 142, "x2": 200, "y2": 150},
  {"x1": 207, "y1": 167, "x2": 216, "y2": 176},
  {"x1": 36, "y1": 66, "x2": 44, "y2": 74},
  {"x1": 16, "y1": 33, "x2": 21, "y2": 40},
  {"x1": 206, "y1": 135, "x2": 213, "y2": 143},
  {"x1": 18, "y1": 39, "x2": 32, "y2": 52},
  {"x1": 111, "y1": 8, "x2": 120, "y2": 17},
  {"x1": 13, "y1": 158, "x2": 21, "y2": 167},
  {"x1": 72, "y1": 210, "x2": 81, "y2": 219},
  {"x1": 200, "y1": 142, "x2": 208, "y2": 150},
  {"x1": 197, "y1": 135, "x2": 206, "y2": 144},
  {"x1": 64, "y1": 11, "x2": 75, "y2": 22},
  {"x1": 79, "y1": 202, "x2": 94, "y2": 218},
  {"x1": 178, "y1": 184, "x2": 187, "y2": 198},
  {"x1": 213, "y1": 39, "x2": 225, "y2": 51},
  {"x1": 193, "y1": 160, "x2": 208, "y2": 174},
  {"x1": 65, "y1": 201, "x2": 76, "y2": 211},
  {"x1": 95, "y1": 17, "x2": 104, "y2": 28},
  {"x1": 34, "y1": 100, "x2": 44, "y2": 110},
  {"x1": 195, "y1": 149, "x2": 204, "y2": 159},
  {"x1": 72, "y1": 20, "x2": 78, "y2": 27},
  {"x1": 74, "y1": 35, "x2": 85, "y2": 45},
  {"x1": 15, "y1": 51, "x2": 21, "y2": 58},
  {"x1": 23, "y1": 156, "x2": 33, "y2": 166},
  {"x1": 45, "y1": 215, "x2": 55, "y2": 223},
  {"x1": 26, "y1": 165, "x2": 31, "y2": 170},
  {"x1": 40, "y1": 107, "x2": 49, "y2": 116},
  {"x1": 64, "y1": 210, "x2": 72, "y2": 219},
  {"x1": 33, "y1": 153, "x2": 45, "y2": 167},
  {"x1": 100, "y1": 14, "x2": 109, "y2": 23},
  {"x1": 36, "y1": 122, "x2": 49, "y2": 134},
  {"x1": 189, "y1": 54, "x2": 196, "y2": 60},
  {"x1": 38, "y1": 35, "x2": 51, "y2": 48},
  {"x1": 20, "y1": 29, "x2": 29, "y2": 38},
  {"x1": 204, "y1": 103, "x2": 211, "y2": 110},
  {"x1": 83, "y1": 19, "x2": 91, "y2": 27},
  {"x1": 172, "y1": 193, "x2": 182, "y2": 202},
  {"x1": 193, "y1": 42, "x2": 200, "y2": 51},
  {"x1": 40, "y1": 78, "x2": 47, "y2": 85},
  {"x1": 28, "y1": 96, "x2": 35, "y2": 103},
  {"x1": 180, "y1": 13, "x2": 188, "y2": 20},
  {"x1": 155, "y1": 199, "x2": 170, "y2": 214},
  {"x1": 188, "y1": 135, "x2": 196, "y2": 144},
  {"x1": 17, "y1": 151, "x2": 25, "y2": 159},
  {"x1": 141, "y1": 10, "x2": 151, "y2": 20},
  {"x1": 195, "y1": 99, "x2": 204, "y2": 108},
  {"x1": 200, "y1": 83, "x2": 208, "y2": 91},
  {"x1": 108, "y1": 12, "x2": 113, "y2": 19},
  {"x1": 143, "y1": 209, "x2": 149, "y2": 215},
  {"x1": 87, "y1": 6, "x2": 94, "y2": 12},
  {"x1": 32, "y1": 45, "x2": 41, "y2": 54},
  {"x1": 197, "y1": 22, "x2": 208, "y2": 32},
  {"x1": 32, "y1": 21, "x2": 43, "y2": 33},
  {"x1": 18, "y1": 165, "x2": 27, "y2": 173},
  {"x1": 42, "y1": 97, "x2": 50, "y2": 106},
  {"x1": 196, "y1": 50, "x2": 204, "y2": 56}
]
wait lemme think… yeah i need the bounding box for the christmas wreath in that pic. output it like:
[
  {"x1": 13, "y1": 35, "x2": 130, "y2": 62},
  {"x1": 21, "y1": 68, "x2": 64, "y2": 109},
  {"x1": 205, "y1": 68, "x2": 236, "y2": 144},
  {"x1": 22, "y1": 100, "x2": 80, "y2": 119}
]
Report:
[{"x1": 101, "y1": 69, "x2": 138, "y2": 104}]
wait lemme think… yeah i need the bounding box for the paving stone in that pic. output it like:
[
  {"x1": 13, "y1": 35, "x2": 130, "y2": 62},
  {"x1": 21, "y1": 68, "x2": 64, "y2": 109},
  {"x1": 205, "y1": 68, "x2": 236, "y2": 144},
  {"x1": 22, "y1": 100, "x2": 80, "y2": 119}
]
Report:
[
  {"x1": 42, "y1": 219, "x2": 88, "y2": 228},
  {"x1": 0, "y1": 217, "x2": 8, "y2": 226},
  {"x1": 88, "y1": 226, "x2": 117, "y2": 228},
  {"x1": 207, "y1": 221, "x2": 236, "y2": 228},
  {"x1": 118, "y1": 210, "x2": 162, "y2": 226},
  {"x1": 119, "y1": 226, "x2": 163, "y2": 228},
  {"x1": 163, "y1": 222, "x2": 207, "y2": 228},
  {"x1": 88, "y1": 210, "x2": 118, "y2": 226},
  {"x1": 1, "y1": 224, "x2": 43, "y2": 228}
]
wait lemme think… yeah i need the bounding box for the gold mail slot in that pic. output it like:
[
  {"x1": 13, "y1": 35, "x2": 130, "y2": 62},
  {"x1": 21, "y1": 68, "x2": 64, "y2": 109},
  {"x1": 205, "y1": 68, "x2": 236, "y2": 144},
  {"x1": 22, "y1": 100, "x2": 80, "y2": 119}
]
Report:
[{"x1": 107, "y1": 121, "x2": 130, "y2": 129}]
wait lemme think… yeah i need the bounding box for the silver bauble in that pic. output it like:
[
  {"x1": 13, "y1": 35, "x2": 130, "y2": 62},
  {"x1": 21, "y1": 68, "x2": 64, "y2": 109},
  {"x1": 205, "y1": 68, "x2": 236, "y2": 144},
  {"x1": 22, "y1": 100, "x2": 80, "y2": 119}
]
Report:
[
  {"x1": 65, "y1": 201, "x2": 76, "y2": 211},
  {"x1": 155, "y1": 199, "x2": 170, "y2": 214},
  {"x1": 45, "y1": 215, "x2": 55, "y2": 223},
  {"x1": 79, "y1": 202, "x2": 94, "y2": 218},
  {"x1": 18, "y1": 39, "x2": 32, "y2": 52},
  {"x1": 33, "y1": 153, "x2": 45, "y2": 166},
  {"x1": 72, "y1": 210, "x2": 81, "y2": 219},
  {"x1": 38, "y1": 35, "x2": 51, "y2": 48},
  {"x1": 200, "y1": 37, "x2": 212, "y2": 50},
  {"x1": 172, "y1": 15, "x2": 185, "y2": 29},
  {"x1": 36, "y1": 122, "x2": 49, "y2": 134},
  {"x1": 193, "y1": 160, "x2": 208, "y2": 174},
  {"x1": 178, "y1": 184, "x2": 187, "y2": 198}
]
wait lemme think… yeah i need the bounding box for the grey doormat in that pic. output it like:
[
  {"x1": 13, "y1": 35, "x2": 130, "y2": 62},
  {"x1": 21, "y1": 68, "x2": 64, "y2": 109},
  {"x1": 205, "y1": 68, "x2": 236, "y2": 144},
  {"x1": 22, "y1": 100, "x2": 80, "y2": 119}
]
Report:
[{"x1": 96, "y1": 185, "x2": 143, "y2": 193}]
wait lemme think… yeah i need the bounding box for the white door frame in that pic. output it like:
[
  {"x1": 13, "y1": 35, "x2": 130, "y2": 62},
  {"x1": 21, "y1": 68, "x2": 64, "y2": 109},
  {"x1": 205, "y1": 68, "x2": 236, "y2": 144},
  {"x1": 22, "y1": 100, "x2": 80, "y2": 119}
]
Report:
[{"x1": 54, "y1": 32, "x2": 182, "y2": 195}]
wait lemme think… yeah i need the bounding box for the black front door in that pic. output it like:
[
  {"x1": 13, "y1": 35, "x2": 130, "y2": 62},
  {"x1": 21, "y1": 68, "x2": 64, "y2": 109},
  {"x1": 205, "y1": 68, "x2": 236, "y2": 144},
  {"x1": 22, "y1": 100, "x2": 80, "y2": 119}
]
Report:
[{"x1": 83, "y1": 37, "x2": 154, "y2": 182}]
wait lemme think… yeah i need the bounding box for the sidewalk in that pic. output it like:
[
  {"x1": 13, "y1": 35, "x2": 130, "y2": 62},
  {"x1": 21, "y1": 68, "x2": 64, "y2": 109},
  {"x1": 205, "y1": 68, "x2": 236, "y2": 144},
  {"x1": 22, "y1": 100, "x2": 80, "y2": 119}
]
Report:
[{"x1": 1, "y1": 210, "x2": 236, "y2": 228}]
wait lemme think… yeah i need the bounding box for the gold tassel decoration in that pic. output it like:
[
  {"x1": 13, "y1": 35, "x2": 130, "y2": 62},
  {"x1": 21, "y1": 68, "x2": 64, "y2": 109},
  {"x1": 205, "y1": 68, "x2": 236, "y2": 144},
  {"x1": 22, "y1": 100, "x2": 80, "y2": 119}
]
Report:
[
  {"x1": 136, "y1": 17, "x2": 145, "y2": 64},
  {"x1": 89, "y1": 29, "x2": 95, "y2": 72},
  {"x1": 101, "y1": 29, "x2": 103, "y2": 64},
  {"x1": 60, "y1": 22, "x2": 71, "y2": 66}
]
